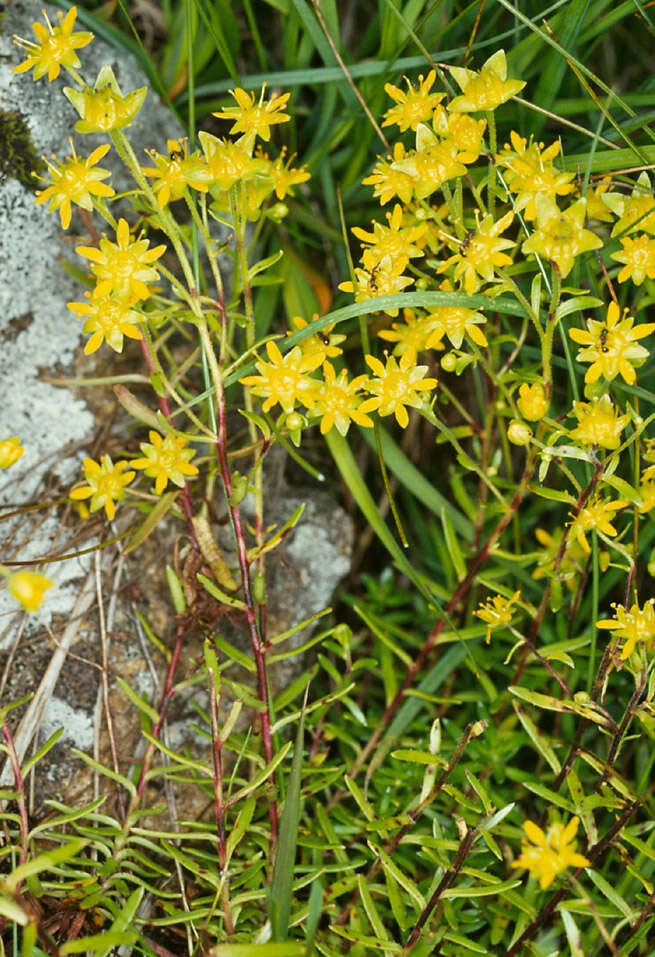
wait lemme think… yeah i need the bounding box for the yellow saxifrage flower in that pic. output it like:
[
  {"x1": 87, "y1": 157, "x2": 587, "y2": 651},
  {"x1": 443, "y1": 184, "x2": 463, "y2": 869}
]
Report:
[
  {"x1": 522, "y1": 197, "x2": 602, "y2": 278},
  {"x1": 13, "y1": 6, "x2": 92, "y2": 82},
  {"x1": 569, "y1": 395, "x2": 630, "y2": 450},
  {"x1": 425, "y1": 280, "x2": 488, "y2": 348},
  {"x1": 67, "y1": 295, "x2": 143, "y2": 354},
  {"x1": 213, "y1": 85, "x2": 290, "y2": 145},
  {"x1": 611, "y1": 234, "x2": 655, "y2": 286},
  {"x1": 434, "y1": 109, "x2": 487, "y2": 164},
  {"x1": 76, "y1": 218, "x2": 166, "y2": 302},
  {"x1": 439, "y1": 211, "x2": 515, "y2": 296},
  {"x1": 70, "y1": 455, "x2": 135, "y2": 521},
  {"x1": 391, "y1": 141, "x2": 466, "y2": 201},
  {"x1": 0, "y1": 436, "x2": 24, "y2": 469},
  {"x1": 65, "y1": 65, "x2": 146, "y2": 134},
  {"x1": 311, "y1": 363, "x2": 378, "y2": 436},
  {"x1": 131, "y1": 432, "x2": 199, "y2": 495},
  {"x1": 8, "y1": 571, "x2": 53, "y2": 612},
  {"x1": 362, "y1": 142, "x2": 418, "y2": 206},
  {"x1": 268, "y1": 148, "x2": 310, "y2": 200},
  {"x1": 35, "y1": 142, "x2": 115, "y2": 230},
  {"x1": 569, "y1": 302, "x2": 655, "y2": 385},
  {"x1": 567, "y1": 495, "x2": 627, "y2": 554},
  {"x1": 352, "y1": 204, "x2": 426, "y2": 271},
  {"x1": 474, "y1": 590, "x2": 520, "y2": 643},
  {"x1": 364, "y1": 352, "x2": 437, "y2": 428},
  {"x1": 597, "y1": 599, "x2": 655, "y2": 659},
  {"x1": 142, "y1": 138, "x2": 211, "y2": 208},
  {"x1": 378, "y1": 309, "x2": 443, "y2": 356},
  {"x1": 497, "y1": 132, "x2": 576, "y2": 221},
  {"x1": 517, "y1": 382, "x2": 549, "y2": 421},
  {"x1": 339, "y1": 257, "x2": 413, "y2": 316},
  {"x1": 603, "y1": 171, "x2": 655, "y2": 237},
  {"x1": 448, "y1": 50, "x2": 525, "y2": 113},
  {"x1": 382, "y1": 71, "x2": 444, "y2": 132},
  {"x1": 512, "y1": 817, "x2": 589, "y2": 890},
  {"x1": 240, "y1": 340, "x2": 323, "y2": 413}
]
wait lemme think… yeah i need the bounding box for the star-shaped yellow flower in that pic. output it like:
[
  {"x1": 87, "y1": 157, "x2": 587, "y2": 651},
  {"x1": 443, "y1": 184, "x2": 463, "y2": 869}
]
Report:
[
  {"x1": 64, "y1": 65, "x2": 146, "y2": 134},
  {"x1": 439, "y1": 211, "x2": 515, "y2": 295},
  {"x1": 142, "y1": 138, "x2": 211, "y2": 208},
  {"x1": 569, "y1": 301, "x2": 654, "y2": 385},
  {"x1": 0, "y1": 436, "x2": 24, "y2": 469},
  {"x1": 569, "y1": 394, "x2": 630, "y2": 450},
  {"x1": 13, "y1": 6, "x2": 92, "y2": 83},
  {"x1": 76, "y1": 218, "x2": 166, "y2": 302},
  {"x1": 131, "y1": 431, "x2": 199, "y2": 495},
  {"x1": 512, "y1": 817, "x2": 589, "y2": 890},
  {"x1": 364, "y1": 351, "x2": 437, "y2": 428},
  {"x1": 70, "y1": 455, "x2": 135, "y2": 521},
  {"x1": 68, "y1": 295, "x2": 143, "y2": 354},
  {"x1": 382, "y1": 70, "x2": 444, "y2": 132},
  {"x1": 567, "y1": 495, "x2": 627, "y2": 553},
  {"x1": 352, "y1": 204, "x2": 426, "y2": 271},
  {"x1": 35, "y1": 141, "x2": 114, "y2": 230},
  {"x1": 311, "y1": 363, "x2": 378, "y2": 436},
  {"x1": 448, "y1": 50, "x2": 525, "y2": 113},
  {"x1": 474, "y1": 590, "x2": 520, "y2": 643},
  {"x1": 8, "y1": 571, "x2": 53, "y2": 612},
  {"x1": 597, "y1": 598, "x2": 655, "y2": 659},
  {"x1": 611, "y1": 234, "x2": 655, "y2": 286},
  {"x1": 213, "y1": 85, "x2": 290, "y2": 149},
  {"x1": 240, "y1": 340, "x2": 323, "y2": 413},
  {"x1": 522, "y1": 197, "x2": 602, "y2": 277}
]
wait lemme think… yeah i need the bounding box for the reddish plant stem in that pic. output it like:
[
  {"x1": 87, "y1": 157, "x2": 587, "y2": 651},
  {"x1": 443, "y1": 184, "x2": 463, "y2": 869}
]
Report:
[
  {"x1": 505, "y1": 800, "x2": 639, "y2": 957},
  {"x1": 603, "y1": 669, "x2": 647, "y2": 774},
  {"x1": 348, "y1": 453, "x2": 537, "y2": 782},
  {"x1": 620, "y1": 889, "x2": 655, "y2": 948},
  {"x1": 406, "y1": 826, "x2": 478, "y2": 950},
  {"x1": 138, "y1": 336, "x2": 198, "y2": 551},
  {"x1": 208, "y1": 301, "x2": 278, "y2": 846},
  {"x1": 2, "y1": 721, "x2": 28, "y2": 876},
  {"x1": 131, "y1": 635, "x2": 183, "y2": 809},
  {"x1": 208, "y1": 665, "x2": 234, "y2": 935}
]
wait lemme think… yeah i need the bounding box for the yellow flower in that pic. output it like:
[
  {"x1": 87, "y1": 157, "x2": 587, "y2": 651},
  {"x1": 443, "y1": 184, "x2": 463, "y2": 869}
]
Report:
[
  {"x1": 288, "y1": 315, "x2": 345, "y2": 364},
  {"x1": 512, "y1": 817, "x2": 589, "y2": 890},
  {"x1": 362, "y1": 142, "x2": 418, "y2": 206},
  {"x1": 497, "y1": 131, "x2": 575, "y2": 221},
  {"x1": 64, "y1": 65, "x2": 146, "y2": 134},
  {"x1": 569, "y1": 301, "x2": 654, "y2": 385},
  {"x1": 474, "y1": 590, "x2": 520, "y2": 643},
  {"x1": 597, "y1": 598, "x2": 655, "y2": 659},
  {"x1": 603, "y1": 171, "x2": 655, "y2": 237},
  {"x1": 611, "y1": 234, "x2": 655, "y2": 286},
  {"x1": 339, "y1": 257, "x2": 413, "y2": 316},
  {"x1": 142, "y1": 138, "x2": 211, "y2": 208},
  {"x1": 8, "y1": 571, "x2": 53, "y2": 612},
  {"x1": 424, "y1": 281, "x2": 488, "y2": 348},
  {"x1": 378, "y1": 309, "x2": 443, "y2": 356},
  {"x1": 390, "y1": 141, "x2": 466, "y2": 201},
  {"x1": 34, "y1": 141, "x2": 114, "y2": 230},
  {"x1": 199, "y1": 132, "x2": 271, "y2": 193},
  {"x1": 567, "y1": 495, "x2": 627, "y2": 553},
  {"x1": 364, "y1": 351, "x2": 437, "y2": 428},
  {"x1": 213, "y1": 85, "x2": 290, "y2": 146},
  {"x1": 448, "y1": 50, "x2": 525, "y2": 113},
  {"x1": 76, "y1": 218, "x2": 166, "y2": 302},
  {"x1": 382, "y1": 70, "x2": 444, "y2": 132},
  {"x1": 70, "y1": 455, "x2": 135, "y2": 521},
  {"x1": 0, "y1": 436, "x2": 24, "y2": 469},
  {"x1": 637, "y1": 478, "x2": 655, "y2": 515},
  {"x1": 240, "y1": 340, "x2": 323, "y2": 413},
  {"x1": 131, "y1": 431, "x2": 199, "y2": 495},
  {"x1": 439, "y1": 211, "x2": 515, "y2": 296},
  {"x1": 268, "y1": 148, "x2": 310, "y2": 200},
  {"x1": 13, "y1": 6, "x2": 92, "y2": 82},
  {"x1": 522, "y1": 197, "x2": 602, "y2": 278},
  {"x1": 569, "y1": 395, "x2": 630, "y2": 450},
  {"x1": 310, "y1": 363, "x2": 378, "y2": 436},
  {"x1": 434, "y1": 108, "x2": 487, "y2": 164},
  {"x1": 67, "y1": 295, "x2": 143, "y2": 354},
  {"x1": 517, "y1": 382, "x2": 549, "y2": 421},
  {"x1": 352, "y1": 204, "x2": 426, "y2": 271}
]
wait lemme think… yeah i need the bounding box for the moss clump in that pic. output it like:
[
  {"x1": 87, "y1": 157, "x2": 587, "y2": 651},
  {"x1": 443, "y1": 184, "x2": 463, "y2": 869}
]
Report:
[{"x1": 0, "y1": 109, "x2": 44, "y2": 192}]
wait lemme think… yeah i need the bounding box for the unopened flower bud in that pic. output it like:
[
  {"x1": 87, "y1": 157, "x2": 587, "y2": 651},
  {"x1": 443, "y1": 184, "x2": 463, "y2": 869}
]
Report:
[
  {"x1": 517, "y1": 382, "x2": 548, "y2": 421},
  {"x1": 508, "y1": 419, "x2": 532, "y2": 446},
  {"x1": 441, "y1": 352, "x2": 457, "y2": 372}
]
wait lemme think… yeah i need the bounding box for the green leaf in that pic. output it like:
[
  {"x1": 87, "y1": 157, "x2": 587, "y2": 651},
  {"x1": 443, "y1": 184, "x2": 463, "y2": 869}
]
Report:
[
  {"x1": 514, "y1": 705, "x2": 562, "y2": 774},
  {"x1": 358, "y1": 874, "x2": 392, "y2": 941},
  {"x1": 560, "y1": 908, "x2": 584, "y2": 957},
  {"x1": 441, "y1": 878, "x2": 522, "y2": 898},
  {"x1": 527, "y1": 484, "x2": 576, "y2": 504},
  {"x1": 210, "y1": 947, "x2": 306, "y2": 956},
  {"x1": 197, "y1": 573, "x2": 247, "y2": 609},
  {"x1": 123, "y1": 491, "x2": 178, "y2": 555},
  {"x1": 269, "y1": 703, "x2": 307, "y2": 941},
  {"x1": 586, "y1": 869, "x2": 636, "y2": 919},
  {"x1": 115, "y1": 677, "x2": 159, "y2": 723},
  {"x1": 60, "y1": 932, "x2": 138, "y2": 955},
  {"x1": 3, "y1": 840, "x2": 86, "y2": 893},
  {"x1": 441, "y1": 507, "x2": 467, "y2": 579},
  {"x1": 94, "y1": 887, "x2": 144, "y2": 957}
]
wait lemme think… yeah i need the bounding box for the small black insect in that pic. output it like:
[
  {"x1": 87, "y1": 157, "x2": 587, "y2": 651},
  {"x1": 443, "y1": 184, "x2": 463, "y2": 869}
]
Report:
[
  {"x1": 318, "y1": 333, "x2": 331, "y2": 346},
  {"x1": 369, "y1": 265, "x2": 380, "y2": 291},
  {"x1": 460, "y1": 230, "x2": 475, "y2": 255},
  {"x1": 600, "y1": 326, "x2": 609, "y2": 353},
  {"x1": 169, "y1": 149, "x2": 184, "y2": 162}
]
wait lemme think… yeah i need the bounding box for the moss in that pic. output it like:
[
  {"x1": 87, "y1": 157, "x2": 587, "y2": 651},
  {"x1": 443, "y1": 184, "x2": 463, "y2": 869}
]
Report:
[{"x1": 0, "y1": 109, "x2": 44, "y2": 192}]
